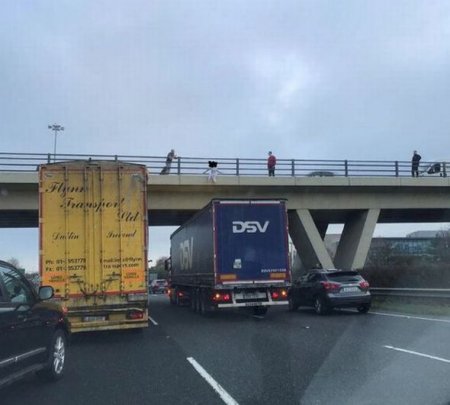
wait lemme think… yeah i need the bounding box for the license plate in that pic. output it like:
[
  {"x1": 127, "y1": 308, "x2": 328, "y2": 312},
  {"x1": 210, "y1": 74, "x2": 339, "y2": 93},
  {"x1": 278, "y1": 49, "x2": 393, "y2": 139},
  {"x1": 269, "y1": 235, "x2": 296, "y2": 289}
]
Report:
[
  {"x1": 245, "y1": 302, "x2": 261, "y2": 307},
  {"x1": 341, "y1": 287, "x2": 359, "y2": 293},
  {"x1": 244, "y1": 292, "x2": 267, "y2": 299},
  {"x1": 83, "y1": 316, "x2": 106, "y2": 322}
]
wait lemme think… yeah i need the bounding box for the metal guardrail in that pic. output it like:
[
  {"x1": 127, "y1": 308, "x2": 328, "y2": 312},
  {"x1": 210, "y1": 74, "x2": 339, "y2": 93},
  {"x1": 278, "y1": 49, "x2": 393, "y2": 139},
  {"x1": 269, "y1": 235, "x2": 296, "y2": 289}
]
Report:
[
  {"x1": 370, "y1": 288, "x2": 450, "y2": 299},
  {"x1": 0, "y1": 152, "x2": 448, "y2": 178}
]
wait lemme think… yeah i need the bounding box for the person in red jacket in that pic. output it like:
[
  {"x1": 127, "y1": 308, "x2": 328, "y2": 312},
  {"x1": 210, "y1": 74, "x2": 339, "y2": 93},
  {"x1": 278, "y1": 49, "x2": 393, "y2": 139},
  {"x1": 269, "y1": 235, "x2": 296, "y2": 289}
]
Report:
[{"x1": 267, "y1": 151, "x2": 276, "y2": 176}]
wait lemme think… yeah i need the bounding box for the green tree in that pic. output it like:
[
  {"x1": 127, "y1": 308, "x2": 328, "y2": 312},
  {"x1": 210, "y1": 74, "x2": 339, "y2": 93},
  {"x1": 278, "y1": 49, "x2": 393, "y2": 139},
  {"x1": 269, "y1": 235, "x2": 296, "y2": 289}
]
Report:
[{"x1": 149, "y1": 256, "x2": 170, "y2": 279}]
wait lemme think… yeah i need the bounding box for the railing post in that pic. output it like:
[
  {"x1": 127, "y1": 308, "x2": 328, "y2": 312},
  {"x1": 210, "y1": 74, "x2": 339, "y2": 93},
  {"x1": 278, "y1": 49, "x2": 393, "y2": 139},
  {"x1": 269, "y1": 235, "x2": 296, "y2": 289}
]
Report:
[
  {"x1": 344, "y1": 160, "x2": 348, "y2": 177},
  {"x1": 395, "y1": 161, "x2": 399, "y2": 177},
  {"x1": 291, "y1": 160, "x2": 295, "y2": 177},
  {"x1": 177, "y1": 157, "x2": 181, "y2": 175},
  {"x1": 47, "y1": 153, "x2": 51, "y2": 163},
  {"x1": 236, "y1": 158, "x2": 240, "y2": 176}
]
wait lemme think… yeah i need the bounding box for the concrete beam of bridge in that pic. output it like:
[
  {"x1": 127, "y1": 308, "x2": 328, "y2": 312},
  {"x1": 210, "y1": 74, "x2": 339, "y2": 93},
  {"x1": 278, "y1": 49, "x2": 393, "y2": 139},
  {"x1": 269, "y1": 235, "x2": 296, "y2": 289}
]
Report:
[
  {"x1": 1, "y1": 173, "x2": 450, "y2": 228},
  {"x1": 288, "y1": 209, "x2": 334, "y2": 270},
  {"x1": 334, "y1": 209, "x2": 380, "y2": 270}
]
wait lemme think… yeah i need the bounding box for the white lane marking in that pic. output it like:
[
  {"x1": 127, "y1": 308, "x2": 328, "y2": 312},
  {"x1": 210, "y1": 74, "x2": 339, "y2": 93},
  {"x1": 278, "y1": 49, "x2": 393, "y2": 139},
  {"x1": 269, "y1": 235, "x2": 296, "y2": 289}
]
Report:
[
  {"x1": 187, "y1": 357, "x2": 239, "y2": 405},
  {"x1": 369, "y1": 310, "x2": 450, "y2": 324},
  {"x1": 341, "y1": 308, "x2": 450, "y2": 324},
  {"x1": 149, "y1": 316, "x2": 158, "y2": 326},
  {"x1": 383, "y1": 345, "x2": 450, "y2": 364}
]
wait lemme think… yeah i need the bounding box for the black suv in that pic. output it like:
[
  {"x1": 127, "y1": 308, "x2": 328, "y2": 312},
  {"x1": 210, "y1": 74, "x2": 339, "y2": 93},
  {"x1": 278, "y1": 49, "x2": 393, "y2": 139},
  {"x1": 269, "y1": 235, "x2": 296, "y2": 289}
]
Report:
[
  {"x1": 288, "y1": 269, "x2": 371, "y2": 315},
  {"x1": 0, "y1": 261, "x2": 70, "y2": 389}
]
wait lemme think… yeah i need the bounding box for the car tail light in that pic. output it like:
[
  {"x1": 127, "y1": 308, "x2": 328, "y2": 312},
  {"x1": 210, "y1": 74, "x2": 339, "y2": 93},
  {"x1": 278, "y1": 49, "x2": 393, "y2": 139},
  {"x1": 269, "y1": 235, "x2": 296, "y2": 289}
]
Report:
[
  {"x1": 212, "y1": 292, "x2": 231, "y2": 302},
  {"x1": 177, "y1": 291, "x2": 184, "y2": 298},
  {"x1": 321, "y1": 281, "x2": 341, "y2": 292},
  {"x1": 126, "y1": 310, "x2": 144, "y2": 320},
  {"x1": 271, "y1": 289, "x2": 288, "y2": 300},
  {"x1": 359, "y1": 280, "x2": 370, "y2": 290}
]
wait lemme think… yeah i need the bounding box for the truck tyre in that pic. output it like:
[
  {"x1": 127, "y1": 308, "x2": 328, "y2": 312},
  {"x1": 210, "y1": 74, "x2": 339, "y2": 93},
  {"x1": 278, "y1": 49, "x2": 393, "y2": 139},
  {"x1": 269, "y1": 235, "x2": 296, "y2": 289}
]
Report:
[
  {"x1": 191, "y1": 290, "x2": 198, "y2": 312},
  {"x1": 199, "y1": 291, "x2": 210, "y2": 316},
  {"x1": 199, "y1": 293, "x2": 206, "y2": 315},
  {"x1": 314, "y1": 296, "x2": 329, "y2": 315},
  {"x1": 253, "y1": 306, "x2": 268, "y2": 316},
  {"x1": 37, "y1": 329, "x2": 67, "y2": 381},
  {"x1": 288, "y1": 296, "x2": 299, "y2": 312},
  {"x1": 195, "y1": 292, "x2": 201, "y2": 313},
  {"x1": 169, "y1": 289, "x2": 176, "y2": 305},
  {"x1": 175, "y1": 289, "x2": 182, "y2": 306}
]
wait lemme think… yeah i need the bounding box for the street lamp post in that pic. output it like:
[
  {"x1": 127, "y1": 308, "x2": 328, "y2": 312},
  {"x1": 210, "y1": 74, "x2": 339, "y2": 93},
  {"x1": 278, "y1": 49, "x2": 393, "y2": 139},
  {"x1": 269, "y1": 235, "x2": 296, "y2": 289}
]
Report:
[{"x1": 48, "y1": 124, "x2": 64, "y2": 162}]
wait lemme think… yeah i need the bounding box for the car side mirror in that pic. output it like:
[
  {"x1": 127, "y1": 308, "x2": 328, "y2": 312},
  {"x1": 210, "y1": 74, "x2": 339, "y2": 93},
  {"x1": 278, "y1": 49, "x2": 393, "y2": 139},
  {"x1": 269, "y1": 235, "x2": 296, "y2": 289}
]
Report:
[{"x1": 39, "y1": 285, "x2": 54, "y2": 300}]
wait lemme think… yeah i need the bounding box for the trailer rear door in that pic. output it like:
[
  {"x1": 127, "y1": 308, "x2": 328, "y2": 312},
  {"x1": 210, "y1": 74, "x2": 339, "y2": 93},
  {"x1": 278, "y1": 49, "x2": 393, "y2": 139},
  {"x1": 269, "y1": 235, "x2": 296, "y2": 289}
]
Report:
[
  {"x1": 39, "y1": 162, "x2": 148, "y2": 299},
  {"x1": 214, "y1": 201, "x2": 290, "y2": 284}
]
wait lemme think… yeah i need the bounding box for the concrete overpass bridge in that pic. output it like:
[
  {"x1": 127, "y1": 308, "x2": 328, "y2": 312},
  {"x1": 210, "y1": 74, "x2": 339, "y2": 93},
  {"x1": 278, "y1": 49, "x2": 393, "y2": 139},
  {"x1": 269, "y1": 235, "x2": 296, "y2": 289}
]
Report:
[{"x1": 1, "y1": 157, "x2": 450, "y2": 271}]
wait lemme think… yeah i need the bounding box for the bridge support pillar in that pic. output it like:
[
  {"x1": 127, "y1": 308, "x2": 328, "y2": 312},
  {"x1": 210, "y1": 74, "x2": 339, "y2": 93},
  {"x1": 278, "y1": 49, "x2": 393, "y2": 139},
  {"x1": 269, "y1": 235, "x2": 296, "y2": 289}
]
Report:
[
  {"x1": 334, "y1": 209, "x2": 380, "y2": 270},
  {"x1": 288, "y1": 209, "x2": 334, "y2": 270}
]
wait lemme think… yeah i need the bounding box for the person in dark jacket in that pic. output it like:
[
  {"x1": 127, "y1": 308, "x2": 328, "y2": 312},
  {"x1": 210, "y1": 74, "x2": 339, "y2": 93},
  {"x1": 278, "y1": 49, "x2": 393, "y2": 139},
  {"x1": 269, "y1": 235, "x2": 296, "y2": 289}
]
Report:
[
  {"x1": 160, "y1": 149, "x2": 177, "y2": 174},
  {"x1": 411, "y1": 150, "x2": 421, "y2": 177},
  {"x1": 267, "y1": 151, "x2": 276, "y2": 176}
]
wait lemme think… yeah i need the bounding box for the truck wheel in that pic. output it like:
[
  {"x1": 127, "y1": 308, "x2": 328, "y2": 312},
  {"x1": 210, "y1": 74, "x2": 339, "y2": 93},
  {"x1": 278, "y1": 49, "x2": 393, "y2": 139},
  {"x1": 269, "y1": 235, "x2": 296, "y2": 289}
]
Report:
[
  {"x1": 37, "y1": 329, "x2": 67, "y2": 381},
  {"x1": 314, "y1": 296, "x2": 329, "y2": 315},
  {"x1": 191, "y1": 290, "x2": 198, "y2": 312},
  {"x1": 199, "y1": 292, "x2": 210, "y2": 316},
  {"x1": 169, "y1": 289, "x2": 176, "y2": 305},
  {"x1": 195, "y1": 292, "x2": 201, "y2": 313},
  {"x1": 253, "y1": 306, "x2": 268, "y2": 316},
  {"x1": 288, "y1": 296, "x2": 299, "y2": 312},
  {"x1": 199, "y1": 294, "x2": 206, "y2": 315},
  {"x1": 175, "y1": 289, "x2": 182, "y2": 306}
]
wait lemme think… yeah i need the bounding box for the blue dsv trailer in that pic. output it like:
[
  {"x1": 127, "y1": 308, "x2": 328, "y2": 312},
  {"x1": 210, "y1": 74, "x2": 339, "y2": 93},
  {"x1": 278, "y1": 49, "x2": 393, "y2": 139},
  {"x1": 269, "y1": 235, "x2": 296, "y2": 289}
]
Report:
[{"x1": 169, "y1": 200, "x2": 291, "y2": 315}]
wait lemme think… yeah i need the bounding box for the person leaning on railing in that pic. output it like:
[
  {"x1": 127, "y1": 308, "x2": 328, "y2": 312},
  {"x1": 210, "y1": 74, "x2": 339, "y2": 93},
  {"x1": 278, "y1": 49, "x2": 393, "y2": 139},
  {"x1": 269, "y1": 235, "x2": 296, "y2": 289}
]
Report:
[
  {"x1": 160, "y1": 149, "x2": 177, "y2": 174},
  {"x1": 411, "y1": 150, "x2": 421, "y2": 177}
]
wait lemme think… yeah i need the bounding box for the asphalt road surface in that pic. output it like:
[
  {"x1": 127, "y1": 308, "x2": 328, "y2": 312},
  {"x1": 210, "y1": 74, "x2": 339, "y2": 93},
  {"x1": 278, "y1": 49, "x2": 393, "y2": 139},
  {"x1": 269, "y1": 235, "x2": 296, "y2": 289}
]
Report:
[{"x1": 3, "y1": 295, "x2": 450, "y2": 405}]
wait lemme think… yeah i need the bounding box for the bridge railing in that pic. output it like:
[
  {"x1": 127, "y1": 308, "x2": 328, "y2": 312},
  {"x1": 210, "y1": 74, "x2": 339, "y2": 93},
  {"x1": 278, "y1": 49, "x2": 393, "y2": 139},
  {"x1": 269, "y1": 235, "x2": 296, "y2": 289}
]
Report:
[{"x1": 0, "y1": 152, "x2": 448, "y2": 178}]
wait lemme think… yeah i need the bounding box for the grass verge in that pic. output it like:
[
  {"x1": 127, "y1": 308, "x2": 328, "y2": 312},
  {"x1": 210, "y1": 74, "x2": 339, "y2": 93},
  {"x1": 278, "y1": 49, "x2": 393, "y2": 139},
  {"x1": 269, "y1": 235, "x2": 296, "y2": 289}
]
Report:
[{"x1": 371, "y1": 296, "x2": 450, "y2": 317}]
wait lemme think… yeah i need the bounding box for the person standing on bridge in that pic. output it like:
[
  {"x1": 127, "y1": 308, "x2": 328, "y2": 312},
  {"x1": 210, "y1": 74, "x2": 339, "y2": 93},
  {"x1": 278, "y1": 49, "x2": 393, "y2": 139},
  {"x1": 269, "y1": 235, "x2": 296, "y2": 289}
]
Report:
[
  {"x1": 411, "y1": 150, "x2": 421, "y2": 177},
  {"x1": 267, "y1": 151, "x2": 276, "y2": 176},
  {"x1": 204, "y1": 160, "x2": 221, "y2": 183},
  {"x1": 160, "y1": 149, "x2": 177, "y2": 175}
]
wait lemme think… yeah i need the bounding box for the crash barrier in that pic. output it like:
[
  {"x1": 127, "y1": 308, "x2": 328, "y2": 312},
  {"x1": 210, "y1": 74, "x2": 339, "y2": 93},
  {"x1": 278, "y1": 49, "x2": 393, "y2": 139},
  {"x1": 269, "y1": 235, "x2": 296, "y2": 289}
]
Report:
[
  {"x1": 370, "y1": 288, "x2": 450, "y2": 299},
  {"x1": 0, "y1": 152, "x2": 448, "y2": 177}
]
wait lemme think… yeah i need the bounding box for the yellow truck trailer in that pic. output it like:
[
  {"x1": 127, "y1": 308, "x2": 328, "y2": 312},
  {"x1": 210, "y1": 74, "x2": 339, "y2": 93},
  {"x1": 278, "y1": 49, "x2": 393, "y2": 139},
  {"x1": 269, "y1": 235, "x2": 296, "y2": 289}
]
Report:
[{"x1": 39, "y1": 160, "x2": 149, "y2": 332}]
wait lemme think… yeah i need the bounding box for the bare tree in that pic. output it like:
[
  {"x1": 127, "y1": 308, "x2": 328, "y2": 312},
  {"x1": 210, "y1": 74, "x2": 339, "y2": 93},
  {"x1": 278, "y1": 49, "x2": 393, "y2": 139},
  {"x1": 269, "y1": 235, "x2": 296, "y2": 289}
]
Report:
[
  {"x1": 366, "y1": 239, "x2": 393, "y2": 267},
  {"x1": 434, "y1": 229, "x2": 450, "y2": 263},
  {"x1": 7, "y1": 257, "x2": 21, "y2": 268}
]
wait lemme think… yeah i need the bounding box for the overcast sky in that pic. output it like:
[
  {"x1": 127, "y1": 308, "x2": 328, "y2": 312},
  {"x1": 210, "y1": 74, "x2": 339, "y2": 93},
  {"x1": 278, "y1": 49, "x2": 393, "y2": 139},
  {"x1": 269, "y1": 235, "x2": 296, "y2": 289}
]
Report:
[{"x1": 1, "y1": 1, "x2": 450, "y2": 271}]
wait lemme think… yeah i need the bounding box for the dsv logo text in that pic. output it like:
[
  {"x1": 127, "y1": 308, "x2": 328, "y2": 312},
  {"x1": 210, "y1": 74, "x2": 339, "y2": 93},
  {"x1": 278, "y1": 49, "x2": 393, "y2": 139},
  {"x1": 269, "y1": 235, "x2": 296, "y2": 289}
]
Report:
[
  {"x1": 232, "y1": 221, "x2": 269, "y2": 233},
  {"x1": 180, "y1": 238, "x2": 193, "y2": 271}
]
